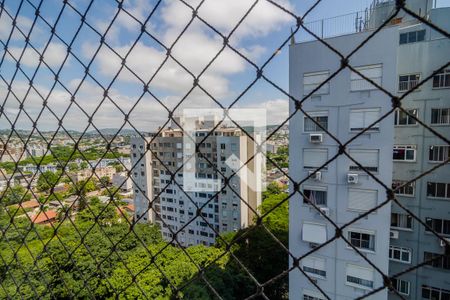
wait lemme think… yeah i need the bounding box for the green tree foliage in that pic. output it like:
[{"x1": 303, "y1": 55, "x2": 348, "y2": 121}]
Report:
[
  {"x1": 0, "y1": 183, "x2": 289, "y2": 299},
  {"x1": 217, "y1": 185, "x2": 289, "y2": 299},
  {"x1": 267, "y1": 145, "x2": 289, "y2": 169},
  {"x1": 0, "y1": 185, "x2": 32, "y2": 206},
  {"x1": 69, "y1": 179, "x2": 97, "y2": 196},
  {"x1": 36, "y1": 171, "x2": 60, "y2": 192}
]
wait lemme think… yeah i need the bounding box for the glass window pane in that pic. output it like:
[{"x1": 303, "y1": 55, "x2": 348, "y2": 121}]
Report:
[
  {"x1": 408, "y1": 31, "x2": 417, "y2": 43},
  {"x1": 436, "y1": 183, "x2": 446, "y2": 197},
  {"x1": 399, "y1": 33, "x2": 407, "y2": 44},
  {"x1": 417, "y1": 30, "x2": 425, "y2": 41}
]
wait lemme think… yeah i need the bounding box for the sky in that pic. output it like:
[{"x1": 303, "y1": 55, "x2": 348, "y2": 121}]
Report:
[{"x1": 0, "y1": 0, "x2": 374, "y2": 132}]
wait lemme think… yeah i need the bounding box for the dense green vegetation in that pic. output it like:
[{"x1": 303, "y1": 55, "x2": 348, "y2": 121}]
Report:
[
  {"x1": 0, "y1": 185, "x2": 32, "y2": 206},
  {"x1": 267, "y1": 146, "x2": 288, "y2": 169},
  {"x1": 0, "y1": 146, "x2": 129, "y2": 173},
  {"x1": 0, "y1": 184, "x2": 288, "y2": 299}
]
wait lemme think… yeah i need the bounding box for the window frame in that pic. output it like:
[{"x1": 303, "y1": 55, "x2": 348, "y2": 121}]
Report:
[
  {"x1": 392, "y1": 278, "x2": 410, "y2": 296},
  {"x1": 393, "y1": 145, "x2": 417, "y2": 162},
  {"x1": 301, "y1": 256, "x2": 326, "y2": 279},
  {"x1": 348, "y1": 149, "x2": 380, "y2": 173},
  {"x1": 432, "y1": 69, "x2": 450, "y2": 89},
  {"x1": 394, "y1": 108, "x2": 418, "y2": 126},
  {"x1": 347, "y1": 229, "x2": 376, "y2": 252},
  {"x1": 431, "y1": 108, "x2": 450, "y2": 125},
  {"x1": 391, "y1": 213, "x2": 413, "y2": 230},
  {"x1": 303, "y1": 70, "x2": 330, "y2": 96},
  {"x1": 303, "y1": 148, "x2": 329, "y2": 170},
  {"x1": 399, "y1": 29, "x2": 426, "y2": 45},
  {"x1": 427, "y1": 182, "x2": 450, "y2": 199},
  {"x1": 350, "y1": 64, "x2": 383, "y2": 92},
  {"x1": 303, "y1": 111, "x2": 328, "y2": 133},
  {"x1": 345, "y1": 264, "x2": 374, "y2": 290},
  {"x1": 349, "y1": 108, "x2": 381, "y2": 132},
  {"x1": 422, "y1": 285, "x2": 450, "y2": 300},
  {"x1": 424, "y1": 251, "x2": 450, "y2": 270},
  {"x1": 389, "y1": 246, "x2": 412, "y2": 264},
  {"x1": 392, "y1": 180, "x2": 415, "y2": 197},
  {"x1": 398, "y1": 73, "x2": 420, "y2": 92},
  {"x1": 303, "y1": 187, "x2": 328, "y2": 207},
  {"x1": 428, "y1": 145, "x2": 450, "y2": 163},
  {"x1": 425, "y1": 217, "x2": 450, "y2": 236}
]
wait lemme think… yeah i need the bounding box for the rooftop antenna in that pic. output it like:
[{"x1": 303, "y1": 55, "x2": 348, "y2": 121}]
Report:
[{"x1": 290, "y1": 27, "x2": 296, "y2": 45}]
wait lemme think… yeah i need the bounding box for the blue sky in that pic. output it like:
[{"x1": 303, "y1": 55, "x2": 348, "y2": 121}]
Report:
[{"x1": 0, "y1": 0, "x2": 376, "y2": 131}]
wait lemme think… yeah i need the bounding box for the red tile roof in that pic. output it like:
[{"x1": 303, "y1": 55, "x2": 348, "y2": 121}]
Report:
[
  {"x1": 32, "y1": 210, "x2": 57, "y2": 224},
  {"x1": 20, "y1": 199, "x2": 40, "y2": 209}
]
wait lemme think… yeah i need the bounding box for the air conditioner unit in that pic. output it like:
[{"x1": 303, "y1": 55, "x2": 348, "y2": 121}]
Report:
[
  {"x1": 347, "y1": 173, "x2": 359, "y2": 184},
  {"x1": 390, "y1": 230, "x2": 399, "y2": 239},
  {"x1": 309, "y1": 242, "x2": 319, "y2": 248},
  {"x1": 309, "y1": 133, "x2": 323, "y2": 144},
  {"x1": 440, "y1": 238, "x2": 450, "y2": 247},
  {"x1": 308, "y1": 170, "x2": 322, "y2": 181},
  {"x1": 319, "y1": 207, "x2": 330, "y2": 217}
]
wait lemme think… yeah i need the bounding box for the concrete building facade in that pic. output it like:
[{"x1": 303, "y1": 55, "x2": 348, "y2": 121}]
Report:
[
  {"x1": 131, "y1": 118, "x2": 262, "y2": 247},
  {"x1": 289, "y1": 0, "x2": 449, "y2": 299}
]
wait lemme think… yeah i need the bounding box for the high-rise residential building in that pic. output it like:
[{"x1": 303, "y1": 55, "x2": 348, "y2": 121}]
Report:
[
  {"x1": 130, "y1": 117, "x2": 262, "y2": 247},
  {"x1": 289, "y1": 1, "x2": 449, "y2": 299}
]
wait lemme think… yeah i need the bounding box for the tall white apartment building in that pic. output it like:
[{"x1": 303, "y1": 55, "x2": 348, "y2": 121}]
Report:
[
  {"x1": 131, "y1": 117, "x2": 262, "y2": 247},
  {"x1": 289, "y1": 1, "x2": 449, "y2": 299}
]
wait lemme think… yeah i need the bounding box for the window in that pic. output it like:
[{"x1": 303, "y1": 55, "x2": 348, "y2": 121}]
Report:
[
  {"x1": 302, "y1": 256, "x2": 326, "y2": 278},
  {"x1": 303, "y1": 290, "x2": 326, "y2": 300},
  {"x1": 303, "y1": 188, "x2": 327, "y2": 206},
  {"x1": 399, "y1": 29, "x2": 426, "y2": 44},
  {"x1": 348, "y1": 189, "x2": 378, "y2": 212},
  {"x1": 304, "y1": 112, "x2": 328, "y2": 132},
  {"x1": 389, "y1": 246, "x2": 412, "y2": 263},
  {"x1": 392, "y1": 278, "x2": 410, "y2": 296},
  {"x1": 302, "y1": 222, "x2": 327, "y2": 244},
  {"x1": 424, "y1": 252, "x2": 450, "y2": 270},
  {"x1": 432, "y1": 69, "x2": 450, "y2": 88},
  {"x1": 427, "y1": 182, "x2": 450, "y2": 199},
  {"x1": 303, "y1": 148, "x2": 328, "y2": 169},
  {"x1": 347, "y1": 230, "x2": 375, "y2": 251},
  {"x1": 348, "y1": 149, "x2": 379, "y2": 172},
  {"x1": 345, "y1": 264, "x2": 374, "y2": 289},
  {"x1": 422, "y1": 285, "x2": 450, "y2": 300},
  {"x1": 392, "y1": 180, "x2": 415, "y2": 196},
  {"x1": 393, "y1": 145, "x2": 416, "y2": 161},
  {"x1": 394, "y1": 108, "x2": 418, "y2": 126},
  {"x1": 350, "y1": 64, "x2": 382, "y2": 91},
  {"x1": 349, "y1": 108, "x2": 380, "y2": 131},
  {"x1": 398, "y1": 74, "x2": 420, "y2": 91},
  {"x1": 429, "y1": 145, "x2": 450, "y2": 162},
  {"x1": 425, "y1": 218, "x2": 450, "y2": 235},
  {"x1": 431, "y1": 108, "x2": 450, "y2": 125},
  {"x1": 303, "y1": 71, "x2": 330, "y2": 95},
  {"x1": 391, "y1": 213, "x2": 413, "y2": 229}
]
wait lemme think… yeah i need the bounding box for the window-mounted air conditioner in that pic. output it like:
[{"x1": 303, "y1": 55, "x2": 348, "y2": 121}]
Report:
[
  {"x1": 308, "y1": 170, "x2": 322, "y2": 181},
  {"x1": 319, "y1": 207, "x2": 330, "y2": 217},
  {"x1": 309, "y1": 133, "x2": 323, "y2": 144},
  {"x1": 440, "y1": 238, "x2": 450, "y2": 247},
  {"x1": 390, "y1": 230, "x2": 399, "y2": 239},
  {"x1": 347, "y1": 173, "x2": 359, "y2": 184}
]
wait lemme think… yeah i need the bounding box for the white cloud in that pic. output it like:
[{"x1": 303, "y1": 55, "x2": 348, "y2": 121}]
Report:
[
  {"x1": 83, "y1": 0, "x2": 292, "y2": 98},
  {"x1": 246, "y1": 98, "x2": 289, "y2": 125},
  {"x1": 6, "y1": 42, "x2": 68, "y2": 68},
  {"x1": 0, "y1": 15, "x2": 34, "y2": 41}
]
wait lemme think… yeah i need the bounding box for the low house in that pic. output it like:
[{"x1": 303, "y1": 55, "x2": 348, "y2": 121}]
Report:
[
  {"x1": 19, "y1": 199, "x2": 40, "y2": 210},
  {"x1": 32, "y1": 210, "x2": 57, "y2": 225}
]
